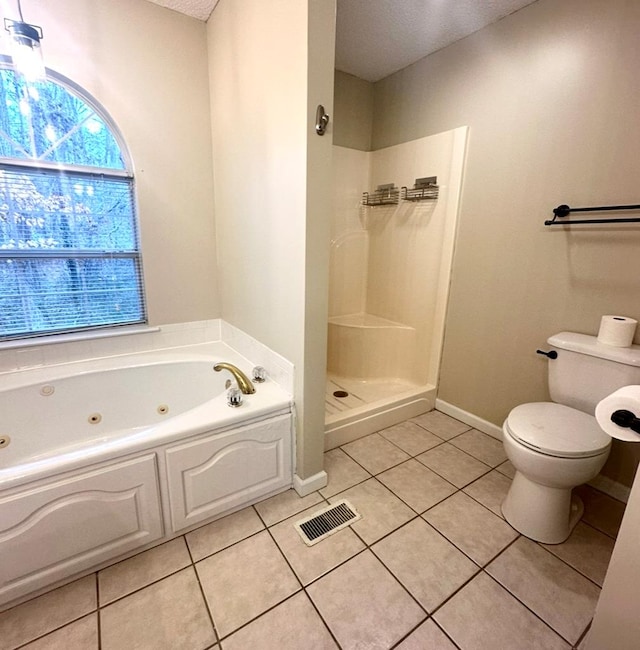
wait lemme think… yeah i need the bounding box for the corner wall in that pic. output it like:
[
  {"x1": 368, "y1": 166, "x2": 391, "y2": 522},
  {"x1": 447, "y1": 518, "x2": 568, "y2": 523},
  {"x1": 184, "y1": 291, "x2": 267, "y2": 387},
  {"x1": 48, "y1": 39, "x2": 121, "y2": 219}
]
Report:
[
  {"x1": 207, "y1": 0, "x2": 335, "y2": 480},
  {"x1": 372, "y1": 0, "x2": 640, "y2": 487}
]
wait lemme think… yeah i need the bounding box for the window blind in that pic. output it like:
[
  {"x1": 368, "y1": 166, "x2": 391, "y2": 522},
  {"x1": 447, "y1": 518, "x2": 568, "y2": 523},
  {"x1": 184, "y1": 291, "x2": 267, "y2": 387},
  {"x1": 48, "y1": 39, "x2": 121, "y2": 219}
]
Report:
[{"x1": 0, "y1": 164, "x2": 146, "y2": 340}]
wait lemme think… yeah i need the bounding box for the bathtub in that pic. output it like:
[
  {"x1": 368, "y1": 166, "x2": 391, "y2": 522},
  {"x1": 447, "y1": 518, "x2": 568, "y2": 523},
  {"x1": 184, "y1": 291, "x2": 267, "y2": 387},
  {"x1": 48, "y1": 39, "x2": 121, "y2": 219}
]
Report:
[{"x1": 0, "y1": 343, "x2": 293, "y2": 609}]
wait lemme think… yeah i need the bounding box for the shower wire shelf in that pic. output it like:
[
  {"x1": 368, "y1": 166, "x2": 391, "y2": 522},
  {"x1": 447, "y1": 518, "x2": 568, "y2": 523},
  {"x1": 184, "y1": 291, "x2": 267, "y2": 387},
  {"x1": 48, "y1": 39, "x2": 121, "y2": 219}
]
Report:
[
  {"x1": 362, "y1": 183, "x2": 399, "y2": 206},
  {"x1": 401, "y1": 177, "x2": 439, "y2": 201}
]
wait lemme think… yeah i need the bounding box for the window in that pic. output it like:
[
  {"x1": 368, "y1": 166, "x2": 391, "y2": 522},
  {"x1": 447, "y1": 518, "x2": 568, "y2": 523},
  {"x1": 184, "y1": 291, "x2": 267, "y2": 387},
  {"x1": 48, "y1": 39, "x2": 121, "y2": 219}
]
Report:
[{"x1": 0, "y1": 62, "x2": 146, "y2": 341}]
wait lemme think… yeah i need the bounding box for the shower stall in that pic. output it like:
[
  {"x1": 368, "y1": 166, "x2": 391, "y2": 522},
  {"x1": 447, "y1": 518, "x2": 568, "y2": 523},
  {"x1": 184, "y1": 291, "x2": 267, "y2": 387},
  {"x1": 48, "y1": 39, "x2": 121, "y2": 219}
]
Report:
[{"x1": 325, "y1": 127, "x2": 467, "y2": 448}]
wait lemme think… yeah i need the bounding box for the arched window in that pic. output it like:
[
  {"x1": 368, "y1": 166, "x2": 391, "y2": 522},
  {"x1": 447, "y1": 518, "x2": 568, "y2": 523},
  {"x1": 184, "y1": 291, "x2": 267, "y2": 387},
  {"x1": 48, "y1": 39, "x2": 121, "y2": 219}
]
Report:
[{"x1": 0, "y1": 61, "x2": 146, "y2": 341}]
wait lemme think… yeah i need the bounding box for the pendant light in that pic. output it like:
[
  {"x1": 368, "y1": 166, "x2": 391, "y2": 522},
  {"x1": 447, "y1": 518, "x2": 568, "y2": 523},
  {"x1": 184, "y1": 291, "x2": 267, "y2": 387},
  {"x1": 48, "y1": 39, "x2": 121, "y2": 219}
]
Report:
[{"x1": 4, "y1": 0, "x2": 45, "y2": 82}]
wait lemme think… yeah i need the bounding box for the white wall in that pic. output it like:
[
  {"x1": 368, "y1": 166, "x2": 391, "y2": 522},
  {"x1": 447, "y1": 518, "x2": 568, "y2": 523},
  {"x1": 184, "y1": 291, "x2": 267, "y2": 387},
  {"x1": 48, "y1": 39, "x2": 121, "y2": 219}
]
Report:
[
  {"x1": 6, "y1": 0, "x2": 220, "y2": 327},
  {"x1": 207, "y1": 0, "x2": 335, "y2": 479},
  {"x1": 587, "y1": 468, "x2": 640, "y2": 649}
]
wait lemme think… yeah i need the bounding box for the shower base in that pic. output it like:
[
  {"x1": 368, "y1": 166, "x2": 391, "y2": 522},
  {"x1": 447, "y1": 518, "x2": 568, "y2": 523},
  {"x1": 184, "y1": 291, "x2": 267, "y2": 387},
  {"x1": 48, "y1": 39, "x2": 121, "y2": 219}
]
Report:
[{"x1": 324, "y1": 374, "x2": 435, "y2": 449}]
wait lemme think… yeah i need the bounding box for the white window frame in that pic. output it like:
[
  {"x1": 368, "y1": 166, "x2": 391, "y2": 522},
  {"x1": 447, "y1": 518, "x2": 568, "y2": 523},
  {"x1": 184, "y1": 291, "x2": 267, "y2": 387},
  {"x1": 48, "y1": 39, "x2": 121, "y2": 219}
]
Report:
[{"x1": 0, "y1": 58, "x2": 147, "y2": 343}]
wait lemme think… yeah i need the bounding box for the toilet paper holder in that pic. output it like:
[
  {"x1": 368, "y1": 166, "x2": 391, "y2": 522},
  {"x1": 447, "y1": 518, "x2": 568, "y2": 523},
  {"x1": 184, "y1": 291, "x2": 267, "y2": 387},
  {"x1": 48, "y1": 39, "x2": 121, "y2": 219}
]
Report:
[{"x1": 610, "y1": 409, "x2": 640, "y2": 435}]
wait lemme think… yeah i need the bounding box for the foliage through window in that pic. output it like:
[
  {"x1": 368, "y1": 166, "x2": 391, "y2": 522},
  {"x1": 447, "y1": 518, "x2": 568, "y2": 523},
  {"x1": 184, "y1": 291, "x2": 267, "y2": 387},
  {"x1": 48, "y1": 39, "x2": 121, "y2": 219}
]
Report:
[{"x1": 0, "y1": 63, "x2": 145, "y2": 341}]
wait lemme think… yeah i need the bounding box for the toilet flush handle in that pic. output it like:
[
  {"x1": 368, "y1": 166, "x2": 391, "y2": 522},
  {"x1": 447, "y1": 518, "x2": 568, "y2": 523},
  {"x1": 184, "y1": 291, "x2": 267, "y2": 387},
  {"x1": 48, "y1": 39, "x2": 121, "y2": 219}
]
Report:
[{"x1": 536, "y1": 349, "x2": 558, "y2": 359}]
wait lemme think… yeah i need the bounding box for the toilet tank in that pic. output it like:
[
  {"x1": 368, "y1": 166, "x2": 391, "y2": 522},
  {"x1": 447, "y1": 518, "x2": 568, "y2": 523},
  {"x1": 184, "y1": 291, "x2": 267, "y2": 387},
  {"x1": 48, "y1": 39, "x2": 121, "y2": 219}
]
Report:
[{"x1": 547, "y1": 332, "x2": 640, "y2": 414}]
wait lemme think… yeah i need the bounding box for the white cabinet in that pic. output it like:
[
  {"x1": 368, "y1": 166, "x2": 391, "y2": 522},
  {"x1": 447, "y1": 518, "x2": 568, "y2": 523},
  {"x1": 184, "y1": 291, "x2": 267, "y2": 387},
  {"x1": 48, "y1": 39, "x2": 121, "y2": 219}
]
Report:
[
  {"x1": 166, "y1": 414, "x2": 292, "y2": 531},
  {"x1": 0, "y1": 455, "x2": 162, "y2": 606}
]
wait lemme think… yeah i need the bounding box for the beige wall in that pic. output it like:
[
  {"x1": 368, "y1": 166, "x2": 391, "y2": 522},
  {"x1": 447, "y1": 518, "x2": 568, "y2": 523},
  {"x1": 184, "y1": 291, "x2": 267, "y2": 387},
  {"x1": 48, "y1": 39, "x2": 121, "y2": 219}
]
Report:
[
  {"x1": 333, "y1": 70, "x2": 373, "y2": 151},
  {"x1": 371, "y1": 0, "x2": 640, "y2": 486},
  {"x1": 20, "y1": 0, "x2": 220, "y2": 326},
  {"x1": 207, "y1": 0, "x2": 335, "y2": 479}
]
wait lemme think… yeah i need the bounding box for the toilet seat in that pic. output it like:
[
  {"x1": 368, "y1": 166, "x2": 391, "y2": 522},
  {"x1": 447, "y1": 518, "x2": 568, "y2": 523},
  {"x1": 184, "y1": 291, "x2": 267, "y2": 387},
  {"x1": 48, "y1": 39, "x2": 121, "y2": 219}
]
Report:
[{"x1": 505, "y1": 402, "x2": 611, "y2": 459}]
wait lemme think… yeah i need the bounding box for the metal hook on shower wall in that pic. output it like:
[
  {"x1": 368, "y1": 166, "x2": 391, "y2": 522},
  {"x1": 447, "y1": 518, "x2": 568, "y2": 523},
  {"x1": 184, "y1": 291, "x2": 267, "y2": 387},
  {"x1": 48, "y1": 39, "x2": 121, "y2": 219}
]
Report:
[{"x1": 315, "y1": 104, "x2": 329, "y2": 136}]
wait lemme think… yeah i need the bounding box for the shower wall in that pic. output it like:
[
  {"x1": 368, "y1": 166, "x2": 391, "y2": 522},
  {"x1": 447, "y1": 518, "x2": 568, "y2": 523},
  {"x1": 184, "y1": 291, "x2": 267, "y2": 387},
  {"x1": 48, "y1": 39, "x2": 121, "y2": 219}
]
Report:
[{"x1": 328, "y1": 127, "x2": 467, "y2": 388}]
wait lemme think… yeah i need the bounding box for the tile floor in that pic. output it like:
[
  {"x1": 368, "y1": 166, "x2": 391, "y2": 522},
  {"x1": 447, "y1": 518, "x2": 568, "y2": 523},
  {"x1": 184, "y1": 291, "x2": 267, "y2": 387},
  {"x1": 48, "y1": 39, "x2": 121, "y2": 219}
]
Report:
[{"x1": 0, "y1": 410, "x2": 625, "y2": 650}]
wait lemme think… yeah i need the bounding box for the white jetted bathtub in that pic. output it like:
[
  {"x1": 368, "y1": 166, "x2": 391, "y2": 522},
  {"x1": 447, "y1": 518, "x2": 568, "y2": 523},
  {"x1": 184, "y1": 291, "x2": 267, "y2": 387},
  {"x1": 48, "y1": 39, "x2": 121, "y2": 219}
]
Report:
[{"x1": 0, "y1": 343, "x2": 293, "y2": 609}]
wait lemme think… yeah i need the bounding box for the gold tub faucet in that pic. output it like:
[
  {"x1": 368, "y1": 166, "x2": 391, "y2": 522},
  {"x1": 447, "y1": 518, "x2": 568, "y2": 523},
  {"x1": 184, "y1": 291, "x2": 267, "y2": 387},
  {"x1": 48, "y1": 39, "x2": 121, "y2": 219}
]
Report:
[{"x1": 213, "y1": 363, "x2": 256, "y2": 394}]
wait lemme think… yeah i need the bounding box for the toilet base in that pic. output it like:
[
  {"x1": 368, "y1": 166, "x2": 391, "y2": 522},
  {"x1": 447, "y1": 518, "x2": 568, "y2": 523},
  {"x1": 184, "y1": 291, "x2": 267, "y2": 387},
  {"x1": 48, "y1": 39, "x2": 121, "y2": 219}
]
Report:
[{"x1": 501, "y1": 471, "x2": 584, "y2": 544}]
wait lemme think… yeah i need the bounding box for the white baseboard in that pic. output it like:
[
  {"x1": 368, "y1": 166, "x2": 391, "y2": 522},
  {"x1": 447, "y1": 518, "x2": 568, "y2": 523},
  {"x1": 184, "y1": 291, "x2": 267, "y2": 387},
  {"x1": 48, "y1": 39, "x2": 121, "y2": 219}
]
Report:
[
  {"x1": 435, "y1": 399, "x2": 631, "y2": 503},
  {"x1": 435, "y1": 399, "x2": 503, "y2": 440},
  {"x1": 293, "y1": 470, "x2": 327, "y2": 497},
  {"x1": 588, "y1": 474, "x2": 631, "y2": 503}
]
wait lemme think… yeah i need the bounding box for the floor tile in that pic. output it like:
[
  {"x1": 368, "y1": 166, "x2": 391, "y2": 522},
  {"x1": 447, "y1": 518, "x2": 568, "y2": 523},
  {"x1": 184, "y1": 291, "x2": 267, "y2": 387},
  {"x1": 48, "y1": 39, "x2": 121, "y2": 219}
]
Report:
[
  {"x1": 185, "y1": 506, "x2": 264, "y2": 562},
  {"x1": 253, "y1": 488, "x2": 324, "y2": 527},
  {"x1": 463, "y1": 469, "x2": 512, "y2": 517},
  {"x1": 434, "y1": 572, "x2": 570, "y2": 649},
  {"x1": 449, "y1": 429, "x2": 507, "y2": 466},
  {"x1": 410, "y1": 410, "x2": 471, "y2": 439},
  {"x1": 377, "y1": 459, "x2": 457, "y2": 513},
  {"x1": 486, "y1": 537, "x2": 600, "y2": 645},
  {"x1": 396, "y1": 619, "x2": 458, "y2": 650},
  {"x1": 196, "y1": 530, "x2": 300, "y2": 638},
  {"x1": 341, "y1": 433, "x2": 410, "y2": 474},
  {"x1": 269, "y1": 504, "x2": 365, "y2": 585},
  {"x1": 19, "y1": 613, "x2": 98, "y2": 650},
  {"x1": 372, "y1": 518, "x2": 478, "y2": 612},
  {"x1": 417, "y1": 442, "x2": 491, "y2": 488},
  {"x1": 379, "y1": 421, "x2": 443, "y2": 456},
  {"x1": 307, "y1": 550, "x2": 425, "y2": 650},
  {"x1": 496, "y1": 459, "x2": 516, "y2": 478},
  {"x1": 98, "y1": 537, "x2": 191, "y2": 605},
  {"x1": 100, "y1": 567, "x2": 215, "y2": 650},
  {"x1": 575, "y1": 485, "x2": 626, "y2": 539},
  {"x1": 320, "y1": 448, "x2": 371, "y2": 498},
  {"x1": 0, "y1": 575, "x2": 96, "y2": 650},
  {"x1": 423, "y1": 492, "x2": 518, "y2": 565},
  {"x1": 221, "y1": 592, "x2": 337, "y2": 650},
  {"x1": 329, "y1": 478, "x2": 415, "y2": 544},
  {"x1": 541, "y1": 521, "x2": 614, "y2": 586}
]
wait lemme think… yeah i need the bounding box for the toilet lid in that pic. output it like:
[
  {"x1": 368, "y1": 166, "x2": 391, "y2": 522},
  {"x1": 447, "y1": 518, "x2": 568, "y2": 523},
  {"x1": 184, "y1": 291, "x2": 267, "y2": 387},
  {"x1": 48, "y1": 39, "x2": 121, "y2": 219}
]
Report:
[{"x1": 505, "y1": 403, "x2": 611, "y2": 458}]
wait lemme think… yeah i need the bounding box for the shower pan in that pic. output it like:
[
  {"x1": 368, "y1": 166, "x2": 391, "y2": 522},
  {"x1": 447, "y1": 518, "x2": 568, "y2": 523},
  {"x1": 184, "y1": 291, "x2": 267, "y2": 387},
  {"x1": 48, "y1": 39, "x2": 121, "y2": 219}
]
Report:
[{"x1": 325, "y1": 127, "x2": 467, "y2": 448}]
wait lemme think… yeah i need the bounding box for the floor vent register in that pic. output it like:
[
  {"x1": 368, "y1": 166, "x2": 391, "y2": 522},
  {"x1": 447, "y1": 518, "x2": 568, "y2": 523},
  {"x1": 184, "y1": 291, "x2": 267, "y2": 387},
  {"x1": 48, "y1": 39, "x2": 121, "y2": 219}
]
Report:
[{"x1": 294, "y1": 500, "x2": 361, "y2": 546}]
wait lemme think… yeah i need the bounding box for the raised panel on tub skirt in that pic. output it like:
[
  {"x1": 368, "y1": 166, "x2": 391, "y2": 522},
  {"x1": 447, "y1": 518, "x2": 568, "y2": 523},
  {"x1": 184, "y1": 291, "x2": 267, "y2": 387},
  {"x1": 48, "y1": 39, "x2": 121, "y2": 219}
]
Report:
[
  {"x1": 0, "y1": 454, "x2": 162, "y2": 607},
  {"x1": 166, "y1": 414, "x2": 292, "y2": 532}
]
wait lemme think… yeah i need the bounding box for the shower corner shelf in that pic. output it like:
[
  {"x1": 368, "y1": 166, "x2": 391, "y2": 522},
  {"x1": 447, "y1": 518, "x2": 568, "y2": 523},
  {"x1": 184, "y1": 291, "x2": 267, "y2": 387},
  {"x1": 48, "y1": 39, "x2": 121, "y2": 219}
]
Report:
[
  {"x1": 362, "y1": 184, "x2": 400, "y2": 207},
  {"x1": 401, "y1": 177, "x2": 439, "y2": 202}
]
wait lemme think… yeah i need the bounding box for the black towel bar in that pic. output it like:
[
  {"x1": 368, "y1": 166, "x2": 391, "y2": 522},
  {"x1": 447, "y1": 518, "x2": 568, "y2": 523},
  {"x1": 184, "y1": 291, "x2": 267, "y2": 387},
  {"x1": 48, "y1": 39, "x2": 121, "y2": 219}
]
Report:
[{"x1": 544, "y1": 203, "x2": 640, "y2": 226}]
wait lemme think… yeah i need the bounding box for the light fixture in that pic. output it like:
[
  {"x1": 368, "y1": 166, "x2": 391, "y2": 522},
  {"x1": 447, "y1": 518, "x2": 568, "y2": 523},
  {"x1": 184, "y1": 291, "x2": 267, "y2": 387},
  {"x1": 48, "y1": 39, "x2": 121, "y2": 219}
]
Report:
[{"x1": 4, "y1": 1, "x2": 45, "y2": 82}]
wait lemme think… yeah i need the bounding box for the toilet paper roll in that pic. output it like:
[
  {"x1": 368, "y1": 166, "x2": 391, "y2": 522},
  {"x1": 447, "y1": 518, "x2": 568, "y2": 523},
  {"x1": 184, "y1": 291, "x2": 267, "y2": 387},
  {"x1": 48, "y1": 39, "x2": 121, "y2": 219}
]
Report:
[
  {"x1": 595, "y1": 385, "x2": 640, "y2": 442},
  {"x1": 597, "y1": 315, "x2": 638, "y2": 347}
]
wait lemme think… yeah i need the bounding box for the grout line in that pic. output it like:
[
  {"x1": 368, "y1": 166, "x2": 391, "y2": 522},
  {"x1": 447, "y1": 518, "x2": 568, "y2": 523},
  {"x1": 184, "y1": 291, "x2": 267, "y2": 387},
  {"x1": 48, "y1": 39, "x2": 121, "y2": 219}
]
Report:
[
  {"x1": 213, "y1": 591, "x2": 305, "y2": 645},
  {"x1": 534, "y1": 540, "x2": 606, "y2": 590},
  {"x1": 579, "y1": 516, "x2": 620, "y2": 542},
  {"x1": 479, "y1": 570, "x2": 579, "y2": 646},
  {"x1": 431, "y1": 617, "x2": 464, "y2": 650},
  {"x1": 188, "y1": 526, "x2": 267, "y2": 565},
  {"x1": 95, "y1": 573, "x2": 102, "y2": 650},
  {"x1": 185, "y1": 535, "x2": 220, "y2": 646}
]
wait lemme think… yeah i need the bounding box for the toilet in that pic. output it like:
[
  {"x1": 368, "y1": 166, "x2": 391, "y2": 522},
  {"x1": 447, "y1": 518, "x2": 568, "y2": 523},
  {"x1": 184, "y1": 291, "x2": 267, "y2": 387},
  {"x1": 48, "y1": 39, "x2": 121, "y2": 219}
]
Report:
[{"x1": 502, "y1": 331, "x2": 640, "y2": 544}]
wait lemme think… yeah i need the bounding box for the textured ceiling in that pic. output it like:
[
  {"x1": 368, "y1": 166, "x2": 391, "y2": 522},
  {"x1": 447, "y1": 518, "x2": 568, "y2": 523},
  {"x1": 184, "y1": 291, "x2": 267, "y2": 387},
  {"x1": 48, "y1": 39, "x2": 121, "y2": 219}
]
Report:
[
  {"x1": 336, "y1": 0, "x2": 539, "y2": 81},
  {"x1": 145, "y1": 0, "x2": 219, "y2": 22},
  {"x1": 145, "y1": 0, "x2": 538, "y2": 82}
]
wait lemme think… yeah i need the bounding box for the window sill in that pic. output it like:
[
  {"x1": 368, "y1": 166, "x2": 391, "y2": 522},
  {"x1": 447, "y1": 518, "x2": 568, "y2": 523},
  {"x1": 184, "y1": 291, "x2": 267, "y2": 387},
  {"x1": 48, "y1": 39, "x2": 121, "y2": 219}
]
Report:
[{"x1": 0, "y1": 326, "x2": 161, "y2": 351}]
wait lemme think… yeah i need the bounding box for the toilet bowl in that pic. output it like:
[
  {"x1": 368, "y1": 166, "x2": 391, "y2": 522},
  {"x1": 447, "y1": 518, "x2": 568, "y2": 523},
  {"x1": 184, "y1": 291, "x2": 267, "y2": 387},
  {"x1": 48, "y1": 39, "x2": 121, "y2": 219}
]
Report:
[{"x1": 501, "y1": 403, "x2": 610, "y2": 543}]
